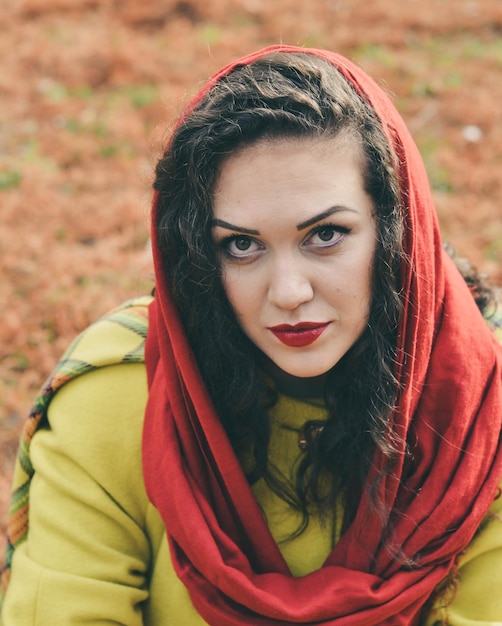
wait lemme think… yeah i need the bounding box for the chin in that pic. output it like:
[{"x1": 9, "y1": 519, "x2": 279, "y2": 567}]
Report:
[
  {"x1": 279, "y1": 355, "x2": 340, "y2": 379},
  {"x1": 283, "y1": 366, "x2": 331, "y2": 379},
  {"x1": 264, "y1": 354, "x2": 334, "y2": 388}
]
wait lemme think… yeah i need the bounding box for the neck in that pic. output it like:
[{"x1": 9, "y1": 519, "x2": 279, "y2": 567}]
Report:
[{"x1": 263, "y1": 360, "x2": 327, "y2": 398}]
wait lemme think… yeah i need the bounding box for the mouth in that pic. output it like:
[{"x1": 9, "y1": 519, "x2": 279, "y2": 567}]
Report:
[{"x1": 268, "y1": 322, "x2": 330, "y2": 348}]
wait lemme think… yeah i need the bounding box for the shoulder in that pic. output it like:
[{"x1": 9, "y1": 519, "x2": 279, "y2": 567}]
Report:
[
  {"x1": 33, "y1": 296, "x2": 153, "y2": 521},
  {"x1": 63, "y1": 295, "x2": 152, "y2": 369},
  {"x1": 38, "y1": 294, "x2": 153, "y2": 445},
  {"x1": 43, "y1": 360, "x2": 149, "y2": 516}
]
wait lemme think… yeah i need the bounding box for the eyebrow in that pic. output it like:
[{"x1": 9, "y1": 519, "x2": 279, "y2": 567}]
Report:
[
  {"x1": 211, "y1": 219, "x2": 260, "y2": 235},
  {"x1": 211, "y1": 206, "x2": 353, "y2": 235},
  {"x1": 296, "y1": 206, "x2": 352, "y2": 230}
]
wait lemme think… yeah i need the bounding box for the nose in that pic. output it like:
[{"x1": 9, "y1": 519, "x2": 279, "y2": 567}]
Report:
[{"x1": 267, "y1": 256, "x2": 314, "y2": 310}]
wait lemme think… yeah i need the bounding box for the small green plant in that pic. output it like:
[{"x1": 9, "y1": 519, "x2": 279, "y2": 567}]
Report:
[
  {"x1": 70, "y1": 85, "x2": 95, "y2": 100},
  {"x1": 417, "y1": 138, "x2": 454, "y2": 194},
  {"x1": 44, "y1": 82, "x2": 69, "y2": 102},
  {"x1": 353, "y1": 43, "x2": 397, "y2": 69},
  {"x1": 0, "y1": 169, "x2": 21, "y2": 190},
  {"x1": 482, "y1": 236, "x2": 502, "y2": 262},
  {"x1": 200, "y1": 24, "x2": 221, "y2": 45},
  {"x1": 130, "y1": 85, "x2": 158, "y2": 109},
  {"x1": 11, "y1": 351, "x2": 29, "y2": 373},
  {"x1": 100, "y1": 144, "x2": 119, "y2": 158}
]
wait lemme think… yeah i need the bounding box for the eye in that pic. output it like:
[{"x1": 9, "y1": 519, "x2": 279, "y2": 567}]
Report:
[
  {"x1": 233, "y1": 237, "x2": 253, "y2": 251},
  {"x1": 314, "y1": 227, "x2": 337, "y2": 242},
  {"x1": 305, "y1": 224, "x2": 349, "y2": 249},
  {"x1": 220, "y1": 235, "x2": 263, "y2": 259}
]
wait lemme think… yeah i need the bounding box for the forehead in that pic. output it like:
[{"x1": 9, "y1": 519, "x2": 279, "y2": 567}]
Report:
[{"x1": 212, "y1": 134, "x2": 370, "y2": 225}]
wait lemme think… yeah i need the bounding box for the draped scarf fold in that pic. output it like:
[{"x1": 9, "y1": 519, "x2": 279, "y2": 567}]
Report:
[{"x1": 142, "y1": 46, "x2": 502, "y2": 625}]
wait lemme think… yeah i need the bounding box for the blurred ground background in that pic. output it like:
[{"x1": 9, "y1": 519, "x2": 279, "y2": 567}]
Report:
[{"x1": 1, "y1": 0, "x2": 501, "y2": 563}]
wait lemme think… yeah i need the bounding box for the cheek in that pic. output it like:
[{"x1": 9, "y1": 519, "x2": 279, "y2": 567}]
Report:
[
  {"x1": 332, "y1": 249, "x2": 375, "y2": 313},
  {"x1": 356, "y1": 236, "x2": 376, "y2": 290},
  {"x1": 222, "y1": 269, "x2": 256, "y2": 319}
]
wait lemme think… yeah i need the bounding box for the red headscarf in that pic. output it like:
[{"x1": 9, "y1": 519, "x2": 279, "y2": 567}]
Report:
[{"x1": 143, "y1": 46, "x2": 502, "y2": 625}]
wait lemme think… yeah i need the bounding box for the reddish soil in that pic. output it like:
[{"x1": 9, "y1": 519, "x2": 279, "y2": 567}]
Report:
[{"x1": 1, "y1": 0, "x2": 501, "y2": 565}]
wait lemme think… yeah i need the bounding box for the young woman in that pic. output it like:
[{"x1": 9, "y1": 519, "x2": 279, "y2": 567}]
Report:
[{"x1": 1, "y1": 46, "x2": 502, "y2": 625}]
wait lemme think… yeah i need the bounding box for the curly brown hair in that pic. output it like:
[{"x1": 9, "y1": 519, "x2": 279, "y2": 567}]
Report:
[{"x1": 154, "y1": 52, "x2": 405, "y2": 536}]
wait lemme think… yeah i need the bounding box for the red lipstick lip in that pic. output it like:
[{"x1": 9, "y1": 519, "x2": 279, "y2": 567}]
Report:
[
  {"x1": 269, "y1": 321, "x2": 327, "y2": 331},
  {"x1": 268, "y1": 322, "x2": 330, "y2": 348}
]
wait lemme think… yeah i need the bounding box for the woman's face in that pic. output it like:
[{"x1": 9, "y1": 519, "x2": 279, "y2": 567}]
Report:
[{"x1": 212, "y1": 135, "x2": 377, "y2": 386}]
